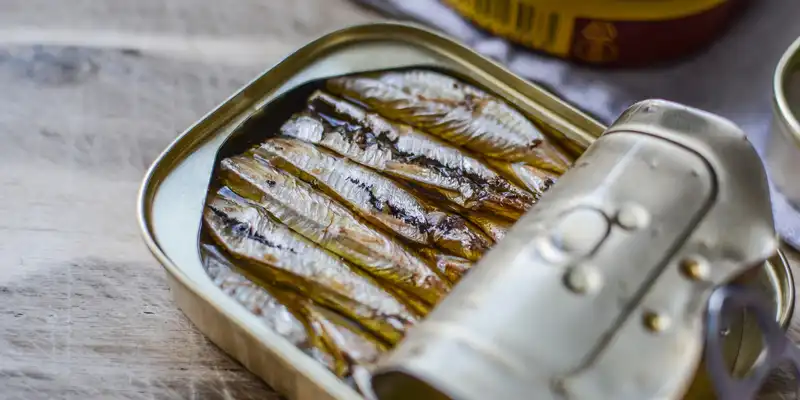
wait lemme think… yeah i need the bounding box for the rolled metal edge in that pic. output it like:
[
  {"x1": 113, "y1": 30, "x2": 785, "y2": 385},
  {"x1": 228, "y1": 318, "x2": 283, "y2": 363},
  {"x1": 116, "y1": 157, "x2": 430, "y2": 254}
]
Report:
[{"x1": 769, "y1": 35, "x2": 800, "y2": 209}]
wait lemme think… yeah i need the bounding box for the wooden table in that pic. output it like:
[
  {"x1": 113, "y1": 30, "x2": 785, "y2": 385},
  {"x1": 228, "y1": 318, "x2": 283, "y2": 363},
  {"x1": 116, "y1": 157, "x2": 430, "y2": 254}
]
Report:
[{"x1": 0, "y1": 1, "x2": 796, "y2": 399}]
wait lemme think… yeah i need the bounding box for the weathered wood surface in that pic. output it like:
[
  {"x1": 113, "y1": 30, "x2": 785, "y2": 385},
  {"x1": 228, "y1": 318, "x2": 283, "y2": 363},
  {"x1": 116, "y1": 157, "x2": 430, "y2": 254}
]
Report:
[
  {"x1": 0, "y1": 1, "x2": 374, "y2": 399},
  {"x1": 0, "y1": 1, "x2": 796, "y2": 399}
]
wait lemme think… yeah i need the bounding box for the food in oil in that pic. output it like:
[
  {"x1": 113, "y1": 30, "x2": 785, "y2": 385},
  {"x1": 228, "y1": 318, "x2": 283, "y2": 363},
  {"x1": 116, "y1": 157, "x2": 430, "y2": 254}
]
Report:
[
  {"x1": 485, "y1": 159, "x2": 558, "y2": 196},
  {"x1": 199, "y1": 68, "x2": 571, "y2": 393},
  {"x1": 203, "y1": 243, "x2": 387, "y2": 386},
  {"x1": 327, "y1": 69, "x2": 572, "y2": 172},
  {"x1": 256, "y1": 137, "x2": 492, "y2": 261},
  {"x1": 201, "y1": 244, "x2": 338, "y2": 371},
  {"x1": 219, "y1": 154, "x2": 448, "y2": 306},
  {"x1": 460, "y1": 212, "x2": 513, "y2": 243},
  {"x1": 280, "y1": 90, "x2": 534, "y2": 219},
  {"x1": 204, "y1": 187, "x2": 415, "y2": 344},
  {"x1": 418, "y1": 249, "x2": 474, "y2": 283}
]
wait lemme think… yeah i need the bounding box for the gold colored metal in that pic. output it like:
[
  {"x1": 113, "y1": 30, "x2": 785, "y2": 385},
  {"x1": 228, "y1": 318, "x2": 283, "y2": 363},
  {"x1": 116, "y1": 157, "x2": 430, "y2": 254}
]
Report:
[
  {"x1": 680, "y1": 258, "x2": 709, "y2": 281},
  {"x1": 137, "y1": 22, "x2": 795, "y2": 400},
  {"x1": 643, "y1": 311, "x2": 671, "y2": 333}
]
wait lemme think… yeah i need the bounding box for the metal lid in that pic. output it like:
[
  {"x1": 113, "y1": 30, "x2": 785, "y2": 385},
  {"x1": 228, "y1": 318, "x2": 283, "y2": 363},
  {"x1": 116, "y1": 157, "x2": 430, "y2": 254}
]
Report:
[{"x1": 372, "y1": 100, "x2": 779, "y2": 400}]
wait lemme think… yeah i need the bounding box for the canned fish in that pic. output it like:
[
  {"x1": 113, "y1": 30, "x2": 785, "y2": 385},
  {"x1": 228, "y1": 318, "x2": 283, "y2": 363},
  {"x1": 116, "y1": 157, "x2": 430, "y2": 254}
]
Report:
[
  {"x1": 137, "y1": 22, "x2": 793, "y2": 400},
  {"x1": 443, "y1": 0, "x2": 747, "y2": 66}
]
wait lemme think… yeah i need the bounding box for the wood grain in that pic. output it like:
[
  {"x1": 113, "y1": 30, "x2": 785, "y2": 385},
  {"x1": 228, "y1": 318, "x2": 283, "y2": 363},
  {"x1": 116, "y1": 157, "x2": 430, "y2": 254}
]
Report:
[
  {"x1": 0, "y1": 46, "x2": 275, "y2": 400},
  {"x1": 0, "y1": 1, "x2": 797, "y2": 399},
  {"x1": 0, "y1": 2, "x2": 375, "y2": 398}
]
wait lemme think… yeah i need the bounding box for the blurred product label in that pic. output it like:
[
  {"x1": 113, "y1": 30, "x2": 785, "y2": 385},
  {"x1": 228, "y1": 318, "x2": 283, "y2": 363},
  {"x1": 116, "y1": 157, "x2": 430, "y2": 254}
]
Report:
[{"x1": 443, "y1": 0, "x2": 744, "y2": 66}]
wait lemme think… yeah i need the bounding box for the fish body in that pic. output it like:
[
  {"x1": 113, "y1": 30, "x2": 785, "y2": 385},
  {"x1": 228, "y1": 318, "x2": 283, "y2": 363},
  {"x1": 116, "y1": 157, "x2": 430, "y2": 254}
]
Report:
[
  {"x1": 220, "y1": 154, "x2": 447, "y2": 306},
  {"x1": 268, "y1": 286, "x2": 387, "y2": 377},
  {"x1": 279, "y1": 90, "x2": 533, "y2": 219},
  {"x1": 255, "y1": 138, "x2": 491, "y2": 261},
  {"x1": 201, "y1": 244, "x2": 337, "y2": 370},
  {"x1": 485, "y1": 159, "x2": 559, "y2": 198},
  {"x1": 326, "y1": 70, "x2": 571, "y2": 172},
  {"x1": 419, "y1": 249, "x2": 473, "y2": 283},
  {"x1": 462, "y1": 213, "x2": 513, "y2": 243},
  {"x1": 203, "y1": 187, "x2": 414, "y2": 344},
  {"x1": 204, "y1": 244, "x2": 387, "y2": 383}
]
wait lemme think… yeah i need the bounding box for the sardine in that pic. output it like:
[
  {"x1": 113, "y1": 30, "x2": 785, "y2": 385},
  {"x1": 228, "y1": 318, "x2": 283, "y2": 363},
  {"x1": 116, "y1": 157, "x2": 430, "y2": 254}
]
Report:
[
  {"x1": 485, "y1": 159, "x2": 559, "y2": 198},
  {"x1": 268, "y1": 286, "x2": 387, "y2": 377},
  {"x1": 385, "y1": 286, "x2": 431, "y2": 317},
  {"x1": 204, "y1": 243, "x2": 388, "y2": 381},
  {"x1": 203, "y1": 187, "x2": 414, "y2": 344},
  {"x1": 462, "y1": 212, "x2": 513, "y2": 243},
  {"x1": 205, "y1": 244, "x2": 389, "y2": 396},
  {"x1": 327, "y1": 70, "x2": 571, "y2": 172},
  {"x1": 255, "y1": 138, "x2": 492, "y2": 261},
  {"x1": 425, "y1": 209, "x2": 491, "y2": 262},
  {"x1": 419, "y1": 249, "x2": 473, "y2": 283},
  {"x1": 219, "y1": 154, "x2": 448, "y2": 306},
  {"x1": 200, "y1": 244, "x2": 337, "y2": 371},
  {"x1": 278, "y1": 90, "x2": 533, "y2": 219}
]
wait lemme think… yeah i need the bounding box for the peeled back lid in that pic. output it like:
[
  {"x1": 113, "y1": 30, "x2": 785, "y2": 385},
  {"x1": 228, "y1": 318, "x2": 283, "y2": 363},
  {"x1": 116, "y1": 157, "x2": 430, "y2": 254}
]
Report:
[{"x1": 371, "y1": 100, "x2": 779, "y2": 400}]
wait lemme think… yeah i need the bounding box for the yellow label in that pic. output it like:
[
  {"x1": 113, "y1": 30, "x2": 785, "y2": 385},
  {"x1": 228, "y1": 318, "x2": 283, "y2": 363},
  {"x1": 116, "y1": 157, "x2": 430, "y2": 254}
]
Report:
[
  {"x1": 447, "y1": 0, "x2": 728, "y2": 22},
  {"x1": 448, "y1": 0, "x2": 576, "y2": 56},
  {"x1": 445, "y1": 0, "x2": 729, "y2": 57}
]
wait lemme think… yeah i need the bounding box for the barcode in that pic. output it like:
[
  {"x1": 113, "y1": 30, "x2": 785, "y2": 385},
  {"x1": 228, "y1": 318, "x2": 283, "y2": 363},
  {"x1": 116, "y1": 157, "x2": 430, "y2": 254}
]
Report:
[{"x1": 468, "y1": 0, "x2": 561, "y2": 48}]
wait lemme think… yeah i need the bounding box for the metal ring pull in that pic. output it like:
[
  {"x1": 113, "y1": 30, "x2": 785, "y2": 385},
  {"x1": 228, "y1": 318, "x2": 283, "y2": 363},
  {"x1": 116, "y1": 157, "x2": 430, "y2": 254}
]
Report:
[{"x1": 705, "y1": 285, "x2": 800, "y2": 399}]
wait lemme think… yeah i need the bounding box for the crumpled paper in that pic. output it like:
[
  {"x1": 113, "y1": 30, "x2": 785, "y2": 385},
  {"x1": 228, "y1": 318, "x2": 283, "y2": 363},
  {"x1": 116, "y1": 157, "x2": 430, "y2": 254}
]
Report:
[{"x1": 354, "y1": 0, "x2": 800, "y2": 249}]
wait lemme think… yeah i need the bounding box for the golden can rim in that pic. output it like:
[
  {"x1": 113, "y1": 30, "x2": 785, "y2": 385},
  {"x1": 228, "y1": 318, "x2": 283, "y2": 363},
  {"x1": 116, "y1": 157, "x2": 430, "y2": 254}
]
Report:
[
  {"x1": 136, "y1": 21, "x2": 796, "y2": 399},
  {"x1": 772, "y1": 249, "x2": 795, "y2": 329},
  {"x1": 774, "y1": 35, "x2": 800, "y2": 148}
]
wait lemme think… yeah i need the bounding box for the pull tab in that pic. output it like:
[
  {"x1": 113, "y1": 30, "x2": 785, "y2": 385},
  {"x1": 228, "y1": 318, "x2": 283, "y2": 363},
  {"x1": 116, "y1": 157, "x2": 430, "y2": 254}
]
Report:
[{"x1": 705, "y1": 286, "x2": 800, "y2": 399}]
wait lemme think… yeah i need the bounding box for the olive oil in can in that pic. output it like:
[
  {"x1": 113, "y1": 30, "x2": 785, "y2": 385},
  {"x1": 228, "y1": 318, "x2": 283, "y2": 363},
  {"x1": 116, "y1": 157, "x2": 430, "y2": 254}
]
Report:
[{"x1": 443, "y1": 0, "x2": 747, "y2": 66}]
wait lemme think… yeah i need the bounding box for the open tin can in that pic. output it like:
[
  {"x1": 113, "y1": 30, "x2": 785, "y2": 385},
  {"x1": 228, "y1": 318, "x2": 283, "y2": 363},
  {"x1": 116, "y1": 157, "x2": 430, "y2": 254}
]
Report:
[{"x1": 138, "y1": 22, "x2": 794, "y2": 400}]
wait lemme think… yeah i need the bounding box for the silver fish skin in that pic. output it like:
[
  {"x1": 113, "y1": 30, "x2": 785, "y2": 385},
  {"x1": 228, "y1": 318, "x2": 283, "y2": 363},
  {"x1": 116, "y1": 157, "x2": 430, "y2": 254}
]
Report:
[
  {"x1": 203, "y1": 243, "x2": 387, "y2": 380},
  {"x1": 200, "y1": 244, "x2": 337, "y2": 369},
  {"x1": 327, "y1": 70, "x2": 571, "y2": 172},
  {"x1": 256, "y1": 138, "x2": 429, "y2": 245},
  {"x1": 203, "y1": 187, "x2": 414, "y2": 343},
  {"x1": 462, "y1": 212, "x2": 512, "y2": 242},
  {"x1": 485, "y1": 158, "x2": 558, "y2": 198},
  {"x1": 310, "y1": 304, "x2": 386, "y2": 366},
  {"x1": 418, "y1": 249, "x2": 473, "y2": 284},
  {"x1": 281, "y1": 90, "x2": 533, "y2": 219},
  {"x1": 265, "y1": 285, "x2": 388, "y2": 378},
  {"x1": 256, "y1": 138, "x2": 492, "y2": 261},
  {"x1": 220, "y1": 154, "x2": 448, "y2": 305},
  {"x1": 202, "y1": 243, "x2": 308, "y2": 345}
]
